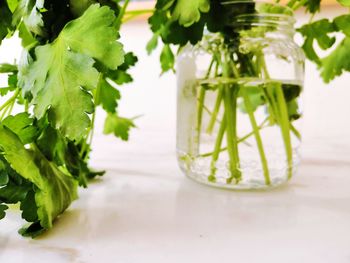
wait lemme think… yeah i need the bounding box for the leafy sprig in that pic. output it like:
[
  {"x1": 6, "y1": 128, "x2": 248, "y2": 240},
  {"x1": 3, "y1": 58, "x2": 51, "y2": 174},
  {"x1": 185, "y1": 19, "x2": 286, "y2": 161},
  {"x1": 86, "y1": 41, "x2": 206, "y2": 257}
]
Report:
[{"x1": 0, "y1": 0, "x2": 137, "y2": 237}]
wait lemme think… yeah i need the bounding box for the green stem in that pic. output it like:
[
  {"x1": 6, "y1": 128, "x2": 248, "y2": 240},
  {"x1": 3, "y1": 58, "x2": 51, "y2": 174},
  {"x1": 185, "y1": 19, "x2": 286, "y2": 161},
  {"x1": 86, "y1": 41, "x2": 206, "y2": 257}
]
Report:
[
  {"x1": 200, "y1": 117, "x2": 269, "y2": 158},
  {"x1": 195, "y1": 59, "x2": 215, "y2": 146},
  {"x1": 116, "y1": 0, "x2": 131, "y2": 30},
  {"x1": 275, "y1": 83, "x2": 293, "y2": 179},
  {"x1": 0, "y1": 89, "x2": 20, "y2": 120},
  {"x1": 208, "y1": 113, "x2": 226, "y2": 182},
  {"x1": 206, "y1": 87, "x2": 223, "y2": 134},
  {"x1": 223, "y1": 85, "x2": 241, "y2": 183},
  {"x1": 196, "y1": 86, "x2": 206, "y2": 146},
  {"x1": 290, "y1": 123, "x2": 301, "y2": 140},
  {"x1": 242, "y1": 89, "x2": 271, "y2": 185},
  {"x1": 124, "y1": 9, "x2": 154, "y2": 15},
  {"x1": 80, "y1": 74, "x2": 103, "y2": 159}
]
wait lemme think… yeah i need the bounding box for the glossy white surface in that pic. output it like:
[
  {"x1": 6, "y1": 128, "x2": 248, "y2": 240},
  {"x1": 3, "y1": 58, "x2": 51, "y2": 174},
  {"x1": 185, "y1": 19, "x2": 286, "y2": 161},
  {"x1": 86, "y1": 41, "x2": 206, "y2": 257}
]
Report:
[{"x1": 1, "y1": 9, "x2": 350, "y2": 263}]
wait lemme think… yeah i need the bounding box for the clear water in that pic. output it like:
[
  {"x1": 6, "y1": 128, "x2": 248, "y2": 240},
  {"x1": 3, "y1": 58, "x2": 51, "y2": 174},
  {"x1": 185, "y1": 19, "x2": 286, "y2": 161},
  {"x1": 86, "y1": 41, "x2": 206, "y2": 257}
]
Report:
[{"x1": 176, "y1": 78, "x2": 302, "y2": 190}]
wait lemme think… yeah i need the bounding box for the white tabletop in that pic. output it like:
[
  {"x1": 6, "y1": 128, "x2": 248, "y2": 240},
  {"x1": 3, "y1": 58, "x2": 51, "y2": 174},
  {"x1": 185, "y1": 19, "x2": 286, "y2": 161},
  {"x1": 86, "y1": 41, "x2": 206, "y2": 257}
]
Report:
[{"x1": 1, "y1": 8, "x2": 350, "y2": 263}]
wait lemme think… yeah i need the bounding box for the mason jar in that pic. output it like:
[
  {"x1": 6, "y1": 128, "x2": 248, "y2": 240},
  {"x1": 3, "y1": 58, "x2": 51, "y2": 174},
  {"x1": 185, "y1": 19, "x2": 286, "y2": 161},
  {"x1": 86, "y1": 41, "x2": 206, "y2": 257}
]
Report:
[{"x1": 176, "y1": 2, "x2": 305, "y2": 190}]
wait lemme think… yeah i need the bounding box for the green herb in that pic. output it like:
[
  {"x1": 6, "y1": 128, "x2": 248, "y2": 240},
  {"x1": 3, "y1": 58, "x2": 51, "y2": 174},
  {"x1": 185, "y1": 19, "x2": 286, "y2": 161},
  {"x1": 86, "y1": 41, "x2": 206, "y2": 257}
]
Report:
[
  {"x1": 0, "y1": 0, "x2": 136, "y2": 237},
  {"x1": 149, "y1": 0, "x2": 349, "y2": 186}
]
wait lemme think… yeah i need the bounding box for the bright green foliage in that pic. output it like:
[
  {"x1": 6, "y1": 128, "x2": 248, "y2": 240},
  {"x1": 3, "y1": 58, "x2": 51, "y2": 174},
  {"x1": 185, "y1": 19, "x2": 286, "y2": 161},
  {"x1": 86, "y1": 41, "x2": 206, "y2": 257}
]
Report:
[
  {"x1": 104, "y1": 114, "x2": 136, "y2": 141},
  {"x1": 13, "y1": 0, "x2": 45, "y2": 36},
  {"x1": 3, "y1": 113, "x2": 38, "y2": 144},
  {"x1": 0, "y1": 204, "x2": 7, "y2": 219},
  {"x1": 0, "y1": 2, "x2": 14, "y2": 44},
  {"x1": 298, "y1": 19, "x2": 336, "y2": 64},
  {"x1": 160, "y1": 44, "x2": 175, "y2": 73},
  {"x1": 304, "y1": 0, "x2": 321, "y2": 13},
  {"x1": 0, "y1": 125, "x2": 78, "y2": 231},
  {"x1": 20, "y1": 4, "x2": 125, "y2": 140},
  {"x1": 321, "y1": 38, "x2": 350, "y2": 83},
  {"x1": 172, "y1": 0, "x2": 210, "y2": 27},
  {"x1": 98, "y1": 78, "x2": 121, "y2": 113},
  {"x1": 0, "y1": 1, "x2": 136, "y2": 237},
  {"x1": 337, "y1": 0, "x2": 350, "y2": 6}
]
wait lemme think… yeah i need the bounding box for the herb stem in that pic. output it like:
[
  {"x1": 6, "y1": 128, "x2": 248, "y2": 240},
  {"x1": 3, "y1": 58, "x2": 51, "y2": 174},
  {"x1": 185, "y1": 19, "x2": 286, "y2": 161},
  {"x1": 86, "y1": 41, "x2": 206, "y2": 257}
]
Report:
[
  {"x1": 242, "y1": 88, "x2": 271, "y2": 185},
  {"x1": 208, "y1": 113, "x2": 226, "y2": 182},
  {"x1": 116, "y1": 0, "x2": 131, "y2": 30}
]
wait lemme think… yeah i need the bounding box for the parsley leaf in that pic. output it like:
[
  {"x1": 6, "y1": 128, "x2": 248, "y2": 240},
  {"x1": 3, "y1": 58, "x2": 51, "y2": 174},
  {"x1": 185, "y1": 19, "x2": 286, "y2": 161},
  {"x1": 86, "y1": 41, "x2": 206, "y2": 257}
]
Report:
[
  {"x1": 0, "y1": 1, "x2": 14, "y2": 44},
  {"x1": 172, "y1": 0, "x2": 210, "y2": 27},
  {"x1": 321, "y1": 37, "x2": 350, "y2": 83},
  {"x1": 3, "y1": 113, "x2": 39, "y2": 144},
  {"x1": 160, "y1": 44, "x2": 175, "y2": 74},
  {"x1": 0, "y1": 204, "x2": 7, "y2": 219},
  {"x1": 0, "y1": 125, "x2": 78, "y2": 230},
  {"x1": 98, "y1": 78, "x2": 121, "y2": 113},
  {"x1": 298, "y1": 19, "x2": 336, "y2": 64},
  {"x1": 13, "y1": 0, "x2": 45, "y2": 36},
  {"x1": 20, "y1": 4, "x2": 125, "y2": 140},
  {"x1": 104, "y1": 113, "x2": 136, "y2": 141},
  {"x1": 337, "y1": 0, "x2": 350, "y2": 6}
]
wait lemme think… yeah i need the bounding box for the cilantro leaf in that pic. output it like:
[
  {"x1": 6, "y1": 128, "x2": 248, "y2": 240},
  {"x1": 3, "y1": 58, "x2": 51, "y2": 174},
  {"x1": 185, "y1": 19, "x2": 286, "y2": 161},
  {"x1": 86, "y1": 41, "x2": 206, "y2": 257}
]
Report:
[
  {"x1": 20, "y1": 190, "x2": 38, "y2": 222},
  {"x1": 0, "y1": 125, "x2": 78, "y2": 230},
  {"x1": 3, "y1": 113, "x2": 38, "y2": 144},
  {"x1": 337, "y1": 0, "x2": 350, "y2": 6},
  {"x1": 20, "y1": 4, "x2": 125, "y2": 140},
  {"x1": 160, "y1": 44, "x2": 175, "y2": 74},
  {"x1": 103, "y1": 114, "x2": 135, "y2": 141},
  {"x1": 298, "y1": 19, "x2": 336, "y2": 64},
  {"x1": 321, "y1": 37, "x2": 350, "y2": 83},
  {"x1": 172, "y1": 0, "x2": 210, "y2": 27},
  {"x1": 334, "y1": 15, "x2": 350, "y2": 36},
  {"x1": 0, "y1": 204, "x2": 7, "y2": 219},
  {"x1": 98, "y1": 78, "x2": 121, "y2": 113},
  {"x1": 304, "y1": 0, "x2": 321, "y2": 13},
  {"x1": 13, "y1": 0, "x2": 45, "y2": 36},
  {"x1": 0, "y1": 2, "x2": 14, "y2": 44}
]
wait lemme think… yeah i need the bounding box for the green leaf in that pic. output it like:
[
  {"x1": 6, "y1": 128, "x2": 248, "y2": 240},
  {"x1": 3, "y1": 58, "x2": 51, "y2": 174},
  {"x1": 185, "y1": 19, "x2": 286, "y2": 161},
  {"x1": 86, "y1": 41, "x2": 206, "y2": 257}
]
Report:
[
  {"x1": 0, "y1": 204, "x2": 7, "y2": 219},
  {"x1": 69, "y1": 0, "x2": 96, "y2": 17},
  {"x1": 337, "y1": 0, "x2": 350, "y2": 6},
  {"x1": 0, "y1": 125, "x2": 78, "y2": 229},
  {"x1": 298, "y1": 19, "x2": 336, "y2": 64},
  {"x1": 103, "y1": 114, "x2": 135, "y2": 141},
  {"x1": 334, "y1": 15, "x2": 350, "y2": 37},
  {"x1": 321, "y1": 37, "x2": 350, "y2": 83},
  {"x1": 18, "y1": 21, "x2": 38, "y2": 48},
  {"x1": 3, "y1": 113, "x2": 38, "y2": 144},
  {"x1": 98, "y1": 78, "x2": 121, "y2": 113},
  {"x1": 18, "y1": 221, "x2": 45, "y2": 238},
  {"x1": 13, "y1": 0, "x2": 45, "y2": 36},
  {"x1": 0, "y1": 2, "x2": 14, "y2": 44},
  {"x1": 172, "y1": 0, "x2": 210, "y2": 27},
  {"x1": 160, "y1": 44, "x2": 175, "y2": 73},
  {"x1": 20, "y1": 190, "x2": 38, "y2": 222},
  {"x1": 155, "y1": 0, "x2": 176, "y2": 10},
  {"x1": 6, "y1": 0, "x2": 19, "y2": 12},
  {"x1": 304, "y1": 0, "x2": 321, "y2": 13},
  {"x1": 0, "y1": 64, "x2": 18, "y2": 73},
  {"x1": 20, "y1": 4, "x2": 125, "y2": 140},
  {"x1": 146, "y1": 34, "x2": 159, "y2": 55},
  {"x1": 0, "y1": 171, "x2": 9, "y2": 186}
]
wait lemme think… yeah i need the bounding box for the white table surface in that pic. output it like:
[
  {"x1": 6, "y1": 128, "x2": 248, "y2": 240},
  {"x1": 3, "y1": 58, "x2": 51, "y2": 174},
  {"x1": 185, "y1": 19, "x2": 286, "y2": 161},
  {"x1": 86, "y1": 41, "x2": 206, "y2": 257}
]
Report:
[{"x1": 1, "y1": 8, "x2": 350, "y2": 263}]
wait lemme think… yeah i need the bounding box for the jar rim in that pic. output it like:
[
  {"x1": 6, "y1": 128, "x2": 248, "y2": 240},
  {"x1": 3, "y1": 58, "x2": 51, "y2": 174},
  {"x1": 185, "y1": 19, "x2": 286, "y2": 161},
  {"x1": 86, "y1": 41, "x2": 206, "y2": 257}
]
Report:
[{"x1": 221, "y1": 0, "x2": 295, "y2": 25}]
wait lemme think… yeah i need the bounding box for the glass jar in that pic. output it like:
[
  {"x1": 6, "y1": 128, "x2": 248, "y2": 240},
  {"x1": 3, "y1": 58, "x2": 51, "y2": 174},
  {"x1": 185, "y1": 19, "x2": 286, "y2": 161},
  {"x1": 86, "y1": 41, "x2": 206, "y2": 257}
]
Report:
[{"x1": 176, "y1": 2, "x2": 305, "y2": 190}]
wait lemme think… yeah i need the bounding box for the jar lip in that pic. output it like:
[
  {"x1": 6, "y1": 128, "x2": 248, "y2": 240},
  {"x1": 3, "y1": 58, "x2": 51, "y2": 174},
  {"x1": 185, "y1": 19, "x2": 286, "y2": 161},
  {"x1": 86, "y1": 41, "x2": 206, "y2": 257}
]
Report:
[{"x1": 221, "y1": 0, "x2": 295, "y2": 26}]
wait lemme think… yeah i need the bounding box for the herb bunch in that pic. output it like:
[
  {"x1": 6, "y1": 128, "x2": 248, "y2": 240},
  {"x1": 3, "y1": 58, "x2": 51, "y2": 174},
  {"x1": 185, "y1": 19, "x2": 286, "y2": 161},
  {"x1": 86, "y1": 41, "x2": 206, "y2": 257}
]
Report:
[
  {"x1": 148, "y1": 0, "x2": 350, "y2": 82},
  {"x1": 147, "y1": 0, "x2": 350, "y2": 186},
  {"x1": 0, "y1": 0, "x2": 137, "y2": 237}
]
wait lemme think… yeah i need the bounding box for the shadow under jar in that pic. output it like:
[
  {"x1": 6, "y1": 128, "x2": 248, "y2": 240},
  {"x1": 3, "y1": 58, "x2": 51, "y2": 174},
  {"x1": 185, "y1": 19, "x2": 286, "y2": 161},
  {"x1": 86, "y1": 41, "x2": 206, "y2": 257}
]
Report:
[{"x1": 176, "y1": 2, "x2": 305, "y2": 190}]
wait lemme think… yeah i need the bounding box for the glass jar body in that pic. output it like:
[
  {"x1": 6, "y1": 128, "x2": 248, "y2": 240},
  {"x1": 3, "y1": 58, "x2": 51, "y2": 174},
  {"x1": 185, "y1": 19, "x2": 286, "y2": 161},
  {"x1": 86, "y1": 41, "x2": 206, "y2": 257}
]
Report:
[{"x1": 176, "y1": 22, "x2": 305, "y2": 190}]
